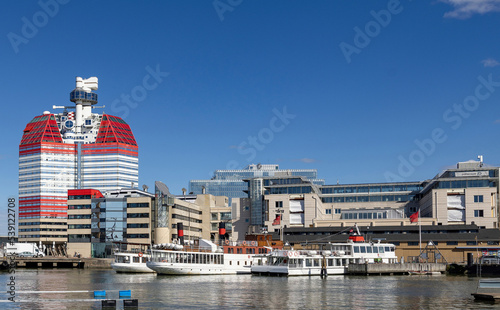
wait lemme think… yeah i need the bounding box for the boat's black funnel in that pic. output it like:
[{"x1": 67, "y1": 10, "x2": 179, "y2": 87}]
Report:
[
  {"x1": 219, "y1": 222, "x2": 226, "y2": 245},
  {"x1": 177, "y1": 222, "x2": 184, "y2": 245}
]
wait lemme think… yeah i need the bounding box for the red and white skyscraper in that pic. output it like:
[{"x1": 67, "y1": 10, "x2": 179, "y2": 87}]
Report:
[{"x1": 18, "y1": 77, "x2": 139, "y2": 246}]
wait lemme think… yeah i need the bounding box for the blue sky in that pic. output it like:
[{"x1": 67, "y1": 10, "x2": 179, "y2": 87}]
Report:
[{"x1": 1, "y1": 0, "x2": 500, "y2": 234}]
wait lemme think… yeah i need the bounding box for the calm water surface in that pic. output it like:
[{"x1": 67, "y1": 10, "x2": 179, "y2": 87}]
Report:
[{"x1": 0, "y1": 269, "x2": 497, "y2": 309}]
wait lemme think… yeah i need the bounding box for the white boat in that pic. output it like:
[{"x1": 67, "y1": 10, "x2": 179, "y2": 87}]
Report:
[
  {"x1": 111, "y1": 251, "x2": 155, "y2": 273},
  {"x1": 147, "y1": 239, "x2": 276, "y2": 275},
  {"x1": 472, "y1": 278, "x2": 500, "y2": 301},
  {"x1": 251, "y1": 227, "x2": 398, "y2": 276},
  {"x1": 111, "y1": 242, "x2": 155, "y2": 273}
]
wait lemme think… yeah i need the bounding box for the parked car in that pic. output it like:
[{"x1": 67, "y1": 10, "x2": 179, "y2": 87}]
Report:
[
  {"x1": 18, "y1": 251, "x2": 37, "y2": 258},
  {"x1": 480, "y1": 255, "x2": 500, "y2": 264}
]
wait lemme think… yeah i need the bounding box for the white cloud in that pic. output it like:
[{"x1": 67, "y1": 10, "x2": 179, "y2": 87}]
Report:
[
  {"x1": 441, "y1": 0, "x2": 500, "y2": 19},
  {"x1": 494, "y1": 119, "x2": 500, "y2": 124},
  {"x1": 482, "y1": 58, "x2": 500, "y2": 67}
]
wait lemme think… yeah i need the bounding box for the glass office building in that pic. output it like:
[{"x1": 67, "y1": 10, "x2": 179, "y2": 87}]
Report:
[{"x1": 189, "y1": 164, "x2": 325, "y2": 205}]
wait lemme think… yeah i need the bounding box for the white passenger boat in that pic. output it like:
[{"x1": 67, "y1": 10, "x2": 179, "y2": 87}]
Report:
[
  {"x1": 111, "y1": 251, "x2": 155, "y2": 273},
  {"x1": 251, "y1": 226, "x2": 398, "y2": 276},
  {"x1": 147, "y1": 239, "x2": 276, "y2": 275},
  {"x1": 111, "y1": 242, "x2": 155, "y2": 273}
]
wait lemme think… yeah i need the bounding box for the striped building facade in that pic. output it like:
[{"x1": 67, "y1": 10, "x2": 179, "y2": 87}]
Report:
[{"x1": 18, "y1": 77, "x2": 139, "y2": 248}]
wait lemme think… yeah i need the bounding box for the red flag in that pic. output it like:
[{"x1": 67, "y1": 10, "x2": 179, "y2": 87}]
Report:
[
  {"x1": 410, "y1": 210, "x2": 419, "y2": 223},
  {"x1": 272, "y1": 215, "x2": 281, "y2": 226}
]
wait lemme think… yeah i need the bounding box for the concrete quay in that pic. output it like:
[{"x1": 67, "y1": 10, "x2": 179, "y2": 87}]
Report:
[
  {"x1": 1, "y1": 257, "x2": 113, "y2": 269},
  {"x1": 348, "y1": 263, "x2": 447, "y2": 275}
]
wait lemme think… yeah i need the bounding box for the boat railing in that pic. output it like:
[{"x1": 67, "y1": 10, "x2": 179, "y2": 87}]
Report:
[
  {"x1": 152, "y1": 245, "x2": 220, "y2": 253},
  {"x1": 113, "y1": 248, "x2": 151, "y2": 255}
]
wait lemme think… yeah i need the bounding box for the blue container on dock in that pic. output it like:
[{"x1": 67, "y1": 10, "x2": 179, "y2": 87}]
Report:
[
  {"x1": 94, "y1": 290, "x2": 106, "y2": 298},
  {"x1": 119, "y1": 290, "x2": 132, "y2": 298}
]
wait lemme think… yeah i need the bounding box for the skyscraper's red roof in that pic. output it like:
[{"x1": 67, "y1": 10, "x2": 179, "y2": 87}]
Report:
[
  {"x1": 95, "y1": 114, "x2": 138, "y2": 147},
  {"x1": 20, "y1": 114, "x2": 63, "y2": 145}
]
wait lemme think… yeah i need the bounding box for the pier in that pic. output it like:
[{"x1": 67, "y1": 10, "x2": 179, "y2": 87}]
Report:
[
  {"x1": 348, "y1": 263, "x2": 447, "y2": 275},
  {"x1": 1, "y1": 257, "x2": 113, "y2": 269}
]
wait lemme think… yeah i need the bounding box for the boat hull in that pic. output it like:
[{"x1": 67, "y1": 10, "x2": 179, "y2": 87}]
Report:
[
  {"x1": 251, "y1": 265, "x2": 347, "y2": 276},
  {"x1": 111, "y1": 262, "x2": 155, "y2": 273},
  {"x1": 147, "y1": 261, "x2": 251, "y2": 275}
]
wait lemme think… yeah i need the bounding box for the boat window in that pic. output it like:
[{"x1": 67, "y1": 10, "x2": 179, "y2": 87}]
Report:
[
  {"x1": 298, "y1": 259, "x2": 303, "y2": 266},
  {"x1": 360, "y1": 247, "x2": 366, "y2": 253},
  {"x1": 372, "y1": 247, "x2": 378, "y2": 254},
  {"x1": 366, "y1": 247, "x2": 372, "y2": 254},
  {"x1": 314, "y1": 259, "x2": 320, "y2": 267},
  {"x1": 133, "y1": 256, "x2": 140, "y2": 263},
  {"x1": 379, "y1": 247, "x2": 384, "y2": 254},
  {"x1": 306, "y1": 259, "x2": 312, "y2": 267},
  {"x1": 354, "y1": 246, "x2": 360, "y2": 253},
  {"x1": 142, "y1": 256, "x2": 149, "y2": 263},
  {"x1": 328, "y1": 259, "x2": 334, "y2": 266}
]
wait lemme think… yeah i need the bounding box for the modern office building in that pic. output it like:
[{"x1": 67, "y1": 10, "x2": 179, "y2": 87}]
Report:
[
  {"x1": 232, "y1": 158, "x2": 500, "y2": 263},
  {"x1": 189, "y1": 164, "x2": 325, "y2": 205},
  {"x1": 18, "y1": 77, "x2": 139, "y2": 247},
  {"x1": 67, "y1": 188, "x2": 153, "y2": 258},
  {"x1": 154, "y1": 181, "x2": 231, "y2": 245}
]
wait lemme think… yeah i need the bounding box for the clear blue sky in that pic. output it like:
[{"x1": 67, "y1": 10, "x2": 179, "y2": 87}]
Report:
[{"x1": 1, "y1": 1, "x2": 500, "y2": 234}]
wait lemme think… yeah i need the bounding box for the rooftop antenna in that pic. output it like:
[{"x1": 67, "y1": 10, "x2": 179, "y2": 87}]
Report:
[{"x1": 142, "y1": 184, "x2": 149, "y2": 192}]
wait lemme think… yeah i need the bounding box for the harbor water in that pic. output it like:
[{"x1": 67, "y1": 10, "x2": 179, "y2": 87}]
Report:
[{"x1": 0, "y1": 269, "x2": 496, "y2": 309}]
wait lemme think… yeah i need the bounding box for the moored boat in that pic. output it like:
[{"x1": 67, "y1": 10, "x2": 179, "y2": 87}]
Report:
[
  {"x1": 111, "y1": 251, "x2": 155, "y2": 273},
  {"x1": 251, "y1": 226, "x2": 398, "y2": 276},
  {"x1": 111, "y1": 242, "x2": 155, "y2": 273},
  {"x1": 472, "y1": 278, "x2": 500, "y2": 301},
  {"x1": 147, "y1": 239, "x2": 276, "y2": 275}
]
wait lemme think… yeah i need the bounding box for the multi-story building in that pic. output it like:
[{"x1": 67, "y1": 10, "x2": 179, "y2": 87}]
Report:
[
  {"x1": 67, "y1": 188, "x2": 154, "y2": 258},
  {"x1": 189, "y1": 164, "x2": 324, "y2": 205},
  {"x1": 19, "y1": 77, "x2": 139, "y2": 248},
  {"x1": 154, "y1": 181, "x2": 230, "y2": 245},
  {"x1": 232, "y1": 158, "x2": 500, "y2": 263}
]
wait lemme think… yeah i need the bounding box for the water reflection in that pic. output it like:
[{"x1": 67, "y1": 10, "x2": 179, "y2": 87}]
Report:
[{"x1": 0, "y1": 270, "x2": 496, "y2": 309}]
